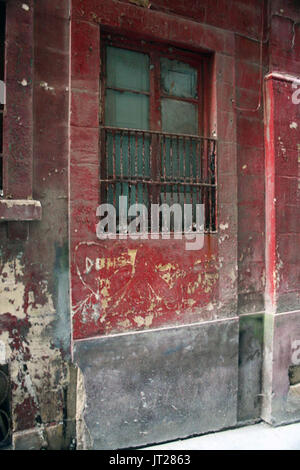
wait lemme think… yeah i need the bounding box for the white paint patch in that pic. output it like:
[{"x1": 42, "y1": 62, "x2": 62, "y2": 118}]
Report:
[
  {"x1": 278, "y1": 140, "x2": 287, "y2": 159},
  {"x1": 0, "y1": 341, "x2": 6, "y2": 364},
  {"x1": 40, "y1": 81, "x2": 54, "y2": 92},
  {"x1": 219, "y1": 223, "x2": 228, "y2": 230},
  {"x1": 22, "y1": 3, "x2": 30, "y2": 11},
  {"x1": 290, "y1": 122, "x2": 298, "y2": 129},
  {"x1": 218, "y1": 234, "x2": 229, "y2": 244}
]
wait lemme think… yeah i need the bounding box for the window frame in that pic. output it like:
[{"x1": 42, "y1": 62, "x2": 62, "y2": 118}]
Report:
[{"x1": 100, "y1": 32, "x2": 206, "y2": 135}]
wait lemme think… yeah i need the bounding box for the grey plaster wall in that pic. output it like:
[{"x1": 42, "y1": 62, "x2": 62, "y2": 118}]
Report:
[
  {"x1": 262, "y1": 311, "x2": 300, "y2": 425},
  {"x1": 238, "y1": 314, "x2": 264, "y2": 422},
  {"x1": 74, "y1": 319, "x2": 239, "y2": 449}
]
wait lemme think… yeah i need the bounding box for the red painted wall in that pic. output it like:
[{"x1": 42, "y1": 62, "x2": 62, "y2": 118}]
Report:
[{"x1": 70, "y1": 0, "x2": 240, "y2": 339}]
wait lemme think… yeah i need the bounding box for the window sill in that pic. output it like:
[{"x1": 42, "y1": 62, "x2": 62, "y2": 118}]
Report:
[{"x1": 0, "y1": 199, "x2": 42, "y2": 222}]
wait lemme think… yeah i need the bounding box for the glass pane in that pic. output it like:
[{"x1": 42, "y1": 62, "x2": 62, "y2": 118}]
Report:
[
  {"x1": 160, "y1": 58, "x2": 197, "y2": 98},
  {"x1": 105, "y1": 89, "x2": 149, "y2": 129},
  {"x1": 106, "y1": 46, "x2": 150, "y2": 92},
  {"x1": 161, "y1": 99, "x2": 198, "y2": 135}
]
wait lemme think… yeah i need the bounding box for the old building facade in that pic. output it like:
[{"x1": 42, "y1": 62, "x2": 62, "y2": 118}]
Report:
[{"x1": 0, "y1": 0, "x2": 300, "y2": 449}]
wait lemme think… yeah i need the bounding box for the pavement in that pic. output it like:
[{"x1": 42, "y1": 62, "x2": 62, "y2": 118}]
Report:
[{"x1": 143, "y1": 421, "x2": 300, "y2": 450}]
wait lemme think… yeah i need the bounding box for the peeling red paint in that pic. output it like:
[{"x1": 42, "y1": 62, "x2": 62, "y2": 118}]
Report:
[
  {"x1": 264, "y1": 76, "x2": 276, "y2": 313},
  {"x1": 72, "y1": 239, "x2": 220, "y2": 338}
]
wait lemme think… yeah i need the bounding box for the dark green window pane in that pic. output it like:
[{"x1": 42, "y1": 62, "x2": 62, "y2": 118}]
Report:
[
  {"x1": 160, "y1": 136, "x2": 199, "y2": 231},
  {"x1": 161, "y1": 99, "x2": 198, "y2": 135},
  {"x1": 160, "y1": 58, "x2": 197, "y2": 98},
  {"x1": 106, "y1": 46, "x2": 150, "y2": 92},
  {"x1": 105, "y1": 89, "x2": 149, "y2": 129}
]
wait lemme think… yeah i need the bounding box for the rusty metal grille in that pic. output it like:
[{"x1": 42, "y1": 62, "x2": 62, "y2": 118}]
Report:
[
  {"x1": 100, "y1": 126, "x2": 217, "y2": 232},
  {"x1": 0, "y1": 365, "x2": 11, "y2": 448}
]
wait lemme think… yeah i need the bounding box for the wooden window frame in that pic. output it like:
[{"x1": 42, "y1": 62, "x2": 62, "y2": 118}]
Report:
[{"x1": 100, "y1": 32, "x2": 205, "y2": 134}]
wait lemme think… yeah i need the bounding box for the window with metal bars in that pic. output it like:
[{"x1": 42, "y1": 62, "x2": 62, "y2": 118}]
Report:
[
  {"x1": 100, "y1": 34, "x2": 217, "y2": 233},
  {"x1": 0, "y1": 1, "x2": 6, "y2": 197}
]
